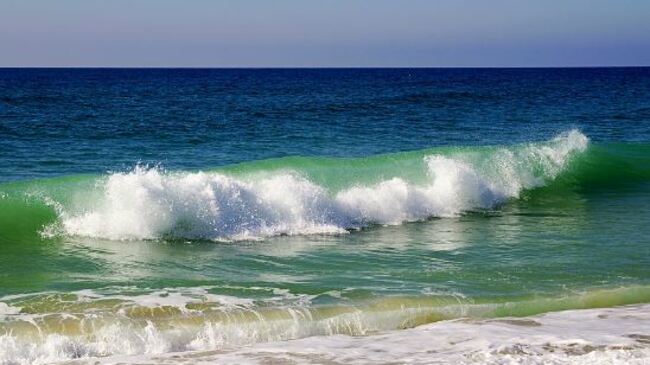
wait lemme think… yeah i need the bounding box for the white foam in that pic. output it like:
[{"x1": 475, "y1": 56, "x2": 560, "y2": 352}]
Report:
[
  {"x1": 21, "y1": 304, "x2": 647, "y2": 365},
  {"x1": 54, "y1": 130, "x2": 588, "y2": 241},
  {"x1": 0, "y1": 302, "x2": 20, "y2": 317},
  {"x1": 74, "y1": 288, "x2": 256, "y2": 311},
  {"x1": 1, "y1": 286, "x2": 649, "y2": 365}
]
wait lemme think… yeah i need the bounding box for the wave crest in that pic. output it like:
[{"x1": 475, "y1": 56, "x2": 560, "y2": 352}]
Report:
[{"x1": 55, "y1": 130, "x2": 588, "y2": 241}]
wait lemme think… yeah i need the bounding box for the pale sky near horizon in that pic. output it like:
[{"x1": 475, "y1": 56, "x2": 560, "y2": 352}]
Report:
[{"x1": 1, "y1": 0, "x2": 649, "y2": 67}]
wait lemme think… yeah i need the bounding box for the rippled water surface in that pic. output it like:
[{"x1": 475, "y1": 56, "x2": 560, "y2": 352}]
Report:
[{"x1": 1, "y1": 68, "x2": 649, "y2": 364}]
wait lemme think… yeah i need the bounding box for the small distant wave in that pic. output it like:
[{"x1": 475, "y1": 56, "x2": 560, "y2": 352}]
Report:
[{"x1": 47, "y1": 130, "x2": 588, "y2": 241}]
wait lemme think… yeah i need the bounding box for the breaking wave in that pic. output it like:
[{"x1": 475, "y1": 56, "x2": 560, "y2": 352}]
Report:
[
  {"x1": 1, "y1": 286, "x2": 650, "y2": 365},
  {"x1": 46, "y1": 130, "x2": 588, "y2": 241}
]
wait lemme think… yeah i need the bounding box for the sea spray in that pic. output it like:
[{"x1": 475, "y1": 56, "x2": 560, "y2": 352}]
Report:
[{"x1": 53, "y1": 130, "x2": 588, "y2": 241}]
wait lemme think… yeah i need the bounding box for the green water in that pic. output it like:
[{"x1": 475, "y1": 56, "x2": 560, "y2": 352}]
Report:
[{"x1": 1, "y1": 132, "x2": 650, "y2": 360}]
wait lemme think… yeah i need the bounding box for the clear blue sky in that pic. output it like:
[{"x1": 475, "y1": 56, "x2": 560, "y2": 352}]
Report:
[{"x1": 1, "y1": 0, "x2": 649, "y2": 67}]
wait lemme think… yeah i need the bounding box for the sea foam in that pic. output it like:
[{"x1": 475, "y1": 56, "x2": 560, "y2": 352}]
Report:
[
  {"x1": 173, "y1": 304, "x2": 650, "y2": 365},
  {"x1": 57, "y1": 130, "x2": 588, "y2": 241},
  {"x1": 1, "y1": 297, "x2": 648, "y2": 365}
]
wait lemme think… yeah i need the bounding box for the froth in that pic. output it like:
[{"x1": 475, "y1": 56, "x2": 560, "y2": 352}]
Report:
[
  {"x1": 58, "y1": 170, "x2": 345, "y2": 240},
  {"x1": 7, "y1": 303, "x2": 649, "y2": 365},
  {"x1": 173, "y1": 304, "x2": 650, "y2": 365},
  {"x1": 1, "y1": 285, "x2": 648, "y2": 365},
  {"x1": 55, "y1": 130, "x2": 588, "y2": 241}
]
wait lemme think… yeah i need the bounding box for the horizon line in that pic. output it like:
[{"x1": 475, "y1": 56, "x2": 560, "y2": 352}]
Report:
[
  {"x1": 1, "y1": 65, "x2": 650, "y2": 70},
  {"x1": 0, "y1": 64, "x2": 650, "y2": 70}
]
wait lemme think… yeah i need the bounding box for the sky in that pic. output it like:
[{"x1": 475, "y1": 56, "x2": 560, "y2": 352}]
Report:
[{"x1": 1, "y1": 0, "x2": 650, "y2": 67}]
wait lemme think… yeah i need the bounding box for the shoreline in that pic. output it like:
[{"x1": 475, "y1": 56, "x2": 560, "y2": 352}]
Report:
[{"x1": 57, "y1": 303, "x2": 650, "y2": 365}]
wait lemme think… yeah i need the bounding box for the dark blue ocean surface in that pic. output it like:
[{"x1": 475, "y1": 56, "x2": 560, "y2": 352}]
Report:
[{"x1": 1, "y1": 67, "x2": 649, "y2": 182}]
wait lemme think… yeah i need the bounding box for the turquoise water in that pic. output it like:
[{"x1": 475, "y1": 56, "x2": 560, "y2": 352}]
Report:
[{"x1": 0, "y1": 68, "x2": 649, "y2": 363}]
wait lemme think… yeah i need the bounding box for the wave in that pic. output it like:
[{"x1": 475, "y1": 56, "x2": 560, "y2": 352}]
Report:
[
  {"x1": 2, "y1": 129, "x2": 649, "y2": 242},
  {"x1": 1, "y1": 285, "x2": 650, "y2": 365},
  {"x1": 159, "y1": 304, "x2": 650, "y2": 365},
  {"x1": 51, "y1": 130, "x2": 588, "y2": 241}
]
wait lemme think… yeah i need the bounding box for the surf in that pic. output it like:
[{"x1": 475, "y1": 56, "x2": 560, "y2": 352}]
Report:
[
  {"x1": 1, "y1": 285, "x2": 650, "y2": 365},
  {"x1": 1, "y1": 129, "x2": 648, "y2": 242}
]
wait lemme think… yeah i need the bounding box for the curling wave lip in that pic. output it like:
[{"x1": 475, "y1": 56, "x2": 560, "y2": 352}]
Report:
[{"x1": 49, "y1": 130, "x2": 588, "y2": 241}]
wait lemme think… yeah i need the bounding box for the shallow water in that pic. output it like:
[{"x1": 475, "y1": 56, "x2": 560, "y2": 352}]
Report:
[{"x1": 69, "y1": 304, "x2": 650, "y2": 365}]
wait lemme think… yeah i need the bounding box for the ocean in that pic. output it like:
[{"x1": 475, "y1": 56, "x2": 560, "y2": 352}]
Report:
[{"x1": 1, "y1": 68, "x2": 649, "y2": 364}]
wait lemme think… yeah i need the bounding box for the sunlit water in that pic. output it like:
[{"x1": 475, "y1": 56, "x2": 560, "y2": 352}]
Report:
[{"x1": 1, "y1": 68, "x2": 649, "y2": 364}]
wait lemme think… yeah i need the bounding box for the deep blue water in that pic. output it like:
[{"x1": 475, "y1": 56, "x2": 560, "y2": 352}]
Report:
[{"x1": 1, "y1": 67, "x2": 649, "y2": 182}]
